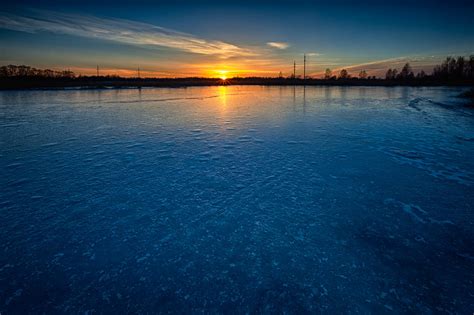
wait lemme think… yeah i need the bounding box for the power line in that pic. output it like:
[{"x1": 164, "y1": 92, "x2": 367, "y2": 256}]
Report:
[{"x1": 303, "y1": 54, "x2": 306, "y2": 80}]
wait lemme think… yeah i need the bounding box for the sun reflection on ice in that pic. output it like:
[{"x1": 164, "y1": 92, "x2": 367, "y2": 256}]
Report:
[{"x1": 218, "y1": 85, "x2": 227, "y2": 107}]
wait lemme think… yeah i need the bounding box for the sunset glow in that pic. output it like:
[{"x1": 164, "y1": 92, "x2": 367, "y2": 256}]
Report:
[
  {"x1": 1, "y1": 1, "x2": 471, "y2": 78},
  {"x1": 217, "y1": 70, "x2": 228, "y2": 80}
]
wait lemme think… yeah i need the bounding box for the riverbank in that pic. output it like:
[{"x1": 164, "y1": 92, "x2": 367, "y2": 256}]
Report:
[{"x1": 1, "y1": 77, "x2": 473, "y2": 90}]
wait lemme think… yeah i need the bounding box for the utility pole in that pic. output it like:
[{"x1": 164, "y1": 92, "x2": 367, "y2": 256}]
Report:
[
  {"x1": 293, "y1": 61, "x2": 296, "y2": 79},
  {"x1": 303, "y1": 54, "x2": 306, "y2": 80},
  {"x1": 96, "y1": 65, "x2": 99, "y2": 77},
  {"x1": 137, "y1": 66, "x2": 142, "y2": 89}
]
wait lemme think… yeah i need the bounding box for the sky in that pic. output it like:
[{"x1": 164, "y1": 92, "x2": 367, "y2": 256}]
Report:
[{"x1": 1, "y1": 0, "x2": 473, "y2": 78}]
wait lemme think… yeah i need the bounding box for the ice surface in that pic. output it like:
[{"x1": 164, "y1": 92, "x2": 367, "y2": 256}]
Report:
[{"x1": 1, "y1": 86, "x2": 473, "y2": 313}]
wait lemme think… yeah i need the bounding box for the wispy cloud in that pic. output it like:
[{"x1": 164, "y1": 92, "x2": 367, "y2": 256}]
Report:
[
  {"x1": 310, "y1": 56, "x2": 446, "y2": 78},
  {"x1": 0, "y1": 10, "x2": 255, "y2": 58},
  {"x1": 267, "y1": 42, "x2": 289, "y2": 50},
  {"x1": 338, "y1": 57, "x2": 409, "y2": 72}
]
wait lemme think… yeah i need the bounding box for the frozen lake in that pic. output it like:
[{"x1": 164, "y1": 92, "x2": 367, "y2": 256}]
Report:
[{"x1": 1, "y1": 86, "x2": 473, "y2": 313}]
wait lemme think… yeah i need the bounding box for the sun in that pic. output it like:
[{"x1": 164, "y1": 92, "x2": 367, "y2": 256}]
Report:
[{"x1": 217, "y1": 70, "x2": 228, "y2": 80}]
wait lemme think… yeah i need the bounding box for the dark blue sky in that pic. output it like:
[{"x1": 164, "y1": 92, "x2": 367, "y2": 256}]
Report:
[{"x1": 1, "y1": 0, "x2": 473, "y2": 77}]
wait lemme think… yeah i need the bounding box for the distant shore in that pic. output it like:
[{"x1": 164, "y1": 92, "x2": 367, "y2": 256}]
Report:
[
  {"x1": 1, "y1": 77, "x2": 473, "y2": 90},
  {"x1": 2, "y1": 58, "x2": 473, "y2": 90}
]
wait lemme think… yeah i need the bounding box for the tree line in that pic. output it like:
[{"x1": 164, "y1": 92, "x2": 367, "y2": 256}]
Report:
[
  {"x1": 1, "y1": 56, "x2": 473, "y2": 84},
  {"x1": 324, "y1": 56, "x2": 474, "y2": 82},
  {"x1": 0, "y1": 65, "x2": 76, "y2": 78}
]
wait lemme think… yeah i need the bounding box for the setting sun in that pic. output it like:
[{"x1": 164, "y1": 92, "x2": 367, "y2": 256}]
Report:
[{"x1": 216, "y1": 70, "x2": 228, "y2": 80}]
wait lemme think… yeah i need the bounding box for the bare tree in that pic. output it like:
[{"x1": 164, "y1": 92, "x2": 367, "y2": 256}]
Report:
[
  {"x1": 339, "y1": 69, "x2": 349, "y2": 79},
  {"x1": 399, "y1": 63, "x2": 414, "y2": 79},
  {"x1": 392, "y1": 69, "x2": 398, "y2": 79},
  {"x1": 416, "y1": 70, "x2": 426, "y2": 79},
  {"x1": 324, "y1": 68, "x2": 332, "y2": 80}
]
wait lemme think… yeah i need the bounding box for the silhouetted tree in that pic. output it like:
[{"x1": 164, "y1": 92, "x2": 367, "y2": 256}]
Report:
[
  {"x1": 398, "y1": 63, "x2": 414, "y2": 79},
  {"x1": 386, "y1": 68, "x2": 399, "y2": 80},
  {"x1": 0, "y1": 64, "x2": 76, "y2": 78},
  {"x1": 339, "y1": 69, "x2": 349, "y2": 79},
  {"x1": 455, "y1": 56, "x2": 465, "y2": 78},
  {"x1": 416, "y1": 70, "x2": 426, "y2": 79},
  {"x1": 392, "y1": 69, "x2": 398, "y2": 79},
  {"x1": 467, "y1": 55, "x2": 474, "y2": 79},
  {"x1": 359, "y1": 70, "x2": 367, "y2": 79},
  {"x1": 448, "y1": 57, "x2": 457, "y2": 76},
  {"x1": 324, "y1": 68, "x2": 332, "y2": 80},
  {"x1": 432, "y1": 56, "x2": 474, "y2": 81}
]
